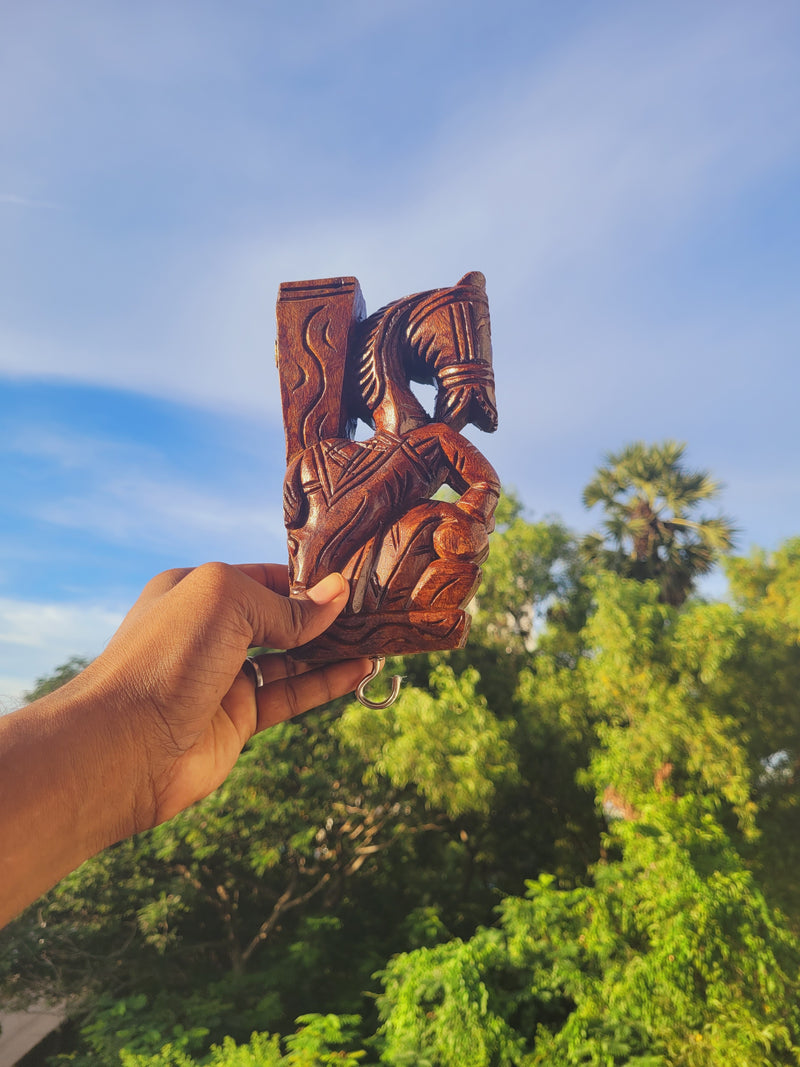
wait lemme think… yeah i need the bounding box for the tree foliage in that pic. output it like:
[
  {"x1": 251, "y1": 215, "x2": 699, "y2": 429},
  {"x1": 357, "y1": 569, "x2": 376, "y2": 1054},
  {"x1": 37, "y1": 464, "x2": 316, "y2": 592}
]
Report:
[
  {"x1": 23, "y1": 654, "x2": 90, "y2": 702},
  {"x1": 377, "y1": 811, "x2": 800, "y2": 1066},
  {"x1": 4, "y1": 463, "x2": 800, "y2": 1066},
  {"x1": 374, "y1": 562, "x2": 800, "y2": 1065},
  {"x1": 582, "y1": 440, "x2": 736, "y2": 605}
]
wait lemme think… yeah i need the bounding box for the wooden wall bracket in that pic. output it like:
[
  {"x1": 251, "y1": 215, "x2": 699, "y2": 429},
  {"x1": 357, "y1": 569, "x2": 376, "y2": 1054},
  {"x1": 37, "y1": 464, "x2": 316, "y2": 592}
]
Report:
[{"x1": 276, "y1": 271, "x2": 500, "y2": 661}]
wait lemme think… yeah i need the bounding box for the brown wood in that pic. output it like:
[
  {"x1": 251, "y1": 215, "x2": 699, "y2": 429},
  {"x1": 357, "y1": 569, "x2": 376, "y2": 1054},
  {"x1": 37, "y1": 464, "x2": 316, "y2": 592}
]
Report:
[{"x1": 276, "y1": 271, "x2": 500, "y2": 660}]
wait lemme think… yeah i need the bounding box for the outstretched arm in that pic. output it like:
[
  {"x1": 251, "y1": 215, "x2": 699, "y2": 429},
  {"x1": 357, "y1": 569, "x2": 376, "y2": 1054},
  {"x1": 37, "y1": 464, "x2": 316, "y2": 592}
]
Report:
[{"x1": 0, "y1": 563, "x2": 370, "y2": 927}]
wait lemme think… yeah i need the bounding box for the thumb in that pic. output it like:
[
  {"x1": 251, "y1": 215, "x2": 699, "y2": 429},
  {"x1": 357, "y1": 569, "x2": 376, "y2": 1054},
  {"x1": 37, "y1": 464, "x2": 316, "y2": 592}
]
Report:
[{"x1": 249, "y1": 572, "x2": 349, "y2": 650}]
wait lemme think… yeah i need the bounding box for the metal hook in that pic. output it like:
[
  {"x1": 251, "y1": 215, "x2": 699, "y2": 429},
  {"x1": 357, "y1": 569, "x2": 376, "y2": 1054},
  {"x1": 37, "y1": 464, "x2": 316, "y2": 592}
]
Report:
[{"x1": 356, "y1": 655, "x2": 402, "y2": 710}]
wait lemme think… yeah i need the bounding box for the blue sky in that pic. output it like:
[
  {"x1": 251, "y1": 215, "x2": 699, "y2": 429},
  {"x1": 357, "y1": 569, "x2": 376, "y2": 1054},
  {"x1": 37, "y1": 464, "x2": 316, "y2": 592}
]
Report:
[{"x1": 2, "y1": 0, "x2": 799, "y2": 704}]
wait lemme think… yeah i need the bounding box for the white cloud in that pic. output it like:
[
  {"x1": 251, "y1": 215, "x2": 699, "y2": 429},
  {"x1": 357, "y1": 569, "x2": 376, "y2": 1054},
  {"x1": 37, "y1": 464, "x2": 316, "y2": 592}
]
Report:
[
  {"x1": 37, "y1": 3, "x2": 797, "y2": 413},
  {"x1": 38, "y1": 475, "x2": 287, "y2": 560},
  {"x1": 10, "y1": 425, "x2": 288, "y2": 562},
  {"x1": 0, "y1": 598, "x2": 124, "y2": 710},
  {"x1": 2, "y1": 0, "x2": 799, "y2": 558},
  {"x1": 0, "y1": 193, "x2": 60, "y2": 208},
  {"x1": 3, "y1": 3, "x2": 796, "y2": 409}
]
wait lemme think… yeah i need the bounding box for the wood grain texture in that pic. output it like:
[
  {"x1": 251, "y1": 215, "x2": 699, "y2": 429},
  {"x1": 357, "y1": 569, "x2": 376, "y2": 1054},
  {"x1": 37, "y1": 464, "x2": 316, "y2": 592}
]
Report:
[{"x1": 276, "y1": 272, "x2": 500, "y2": 660}]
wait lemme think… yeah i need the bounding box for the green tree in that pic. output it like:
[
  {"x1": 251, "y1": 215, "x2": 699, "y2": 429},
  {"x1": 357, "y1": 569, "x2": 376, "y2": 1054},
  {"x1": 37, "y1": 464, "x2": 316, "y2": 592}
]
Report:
[
  {"x1": 375, "y1": 568, "x2": 800, "y2": 1065},
  {"x1": 14, "y1": 486, "x2": 800, "y2": 1066},
  {"x1": 582, "y1": 441, "x2": 736, "y2": 605},
  {"x1": 377, "y1": 811, "x2": 800, "y2": 1066},
  {"x1": 1, "y1": 703, "x2": 453, "y2": 1046},
  {"x1": 727, "y1": 537, "x2": 800, "y2": 638},
  {"x1": 23, "y1": 655, "x2": 90, "y2": 702},
  {"x1": 70, "y1": 1012, "x2": 368, "y2": 1066},
  {"x1": 724, "y1": 540, "x2": 800, "y2": 927},
  {"x1": 468, "y1": 491, "x2": 581, "y2": 655},
  {"x1": 1, "y1": 492, "x2": 596, "y2": 1064}
]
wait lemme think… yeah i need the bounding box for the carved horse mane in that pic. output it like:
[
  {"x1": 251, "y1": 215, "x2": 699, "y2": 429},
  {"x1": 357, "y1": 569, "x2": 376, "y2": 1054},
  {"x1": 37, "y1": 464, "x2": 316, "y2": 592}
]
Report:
[{"x1": 349, "y1": 272, "x2": 497, "y2": 436}]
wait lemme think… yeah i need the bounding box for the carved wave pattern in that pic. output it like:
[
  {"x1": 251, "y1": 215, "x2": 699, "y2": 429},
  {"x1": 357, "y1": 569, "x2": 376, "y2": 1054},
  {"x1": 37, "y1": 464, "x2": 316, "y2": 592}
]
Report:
[
  {"x1": 289, "y1": 609, "x2": 470, "y2": 661},
  {"x1": 299, "y1": 305, "x2": 332, "y2": 447}
]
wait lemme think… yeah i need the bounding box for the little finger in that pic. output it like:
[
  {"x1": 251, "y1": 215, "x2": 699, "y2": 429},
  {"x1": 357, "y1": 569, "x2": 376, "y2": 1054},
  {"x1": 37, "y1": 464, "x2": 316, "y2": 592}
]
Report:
[{"x1": 254, "y1": 657, "x2": 372, "y2": 731}]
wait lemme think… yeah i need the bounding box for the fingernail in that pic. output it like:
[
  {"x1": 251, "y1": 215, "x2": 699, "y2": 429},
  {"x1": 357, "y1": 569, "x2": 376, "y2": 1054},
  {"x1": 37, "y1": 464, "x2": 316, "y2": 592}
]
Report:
[{"x1": 306, "y1": 572, "x2": 348, "y2": 605}]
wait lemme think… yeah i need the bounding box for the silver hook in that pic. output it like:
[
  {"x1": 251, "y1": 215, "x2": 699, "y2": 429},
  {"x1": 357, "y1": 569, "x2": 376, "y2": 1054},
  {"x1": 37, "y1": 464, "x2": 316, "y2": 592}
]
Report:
[{"x1": 356, "y1": 655, "x2": 402, "y2": 709}]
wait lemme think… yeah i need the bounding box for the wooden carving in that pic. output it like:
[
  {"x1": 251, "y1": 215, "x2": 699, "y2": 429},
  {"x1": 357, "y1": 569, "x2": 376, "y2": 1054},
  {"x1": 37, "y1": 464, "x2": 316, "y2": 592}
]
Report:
[{"x1": 276, "y1": 272, "x2": 500, "y2": 660}]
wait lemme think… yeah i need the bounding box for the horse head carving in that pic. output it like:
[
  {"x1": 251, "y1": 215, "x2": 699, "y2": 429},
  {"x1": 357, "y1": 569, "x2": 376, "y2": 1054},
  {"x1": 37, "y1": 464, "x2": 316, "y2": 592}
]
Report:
[{"x1": 348, "y1": 271, "x2": 497, "y2": 437}]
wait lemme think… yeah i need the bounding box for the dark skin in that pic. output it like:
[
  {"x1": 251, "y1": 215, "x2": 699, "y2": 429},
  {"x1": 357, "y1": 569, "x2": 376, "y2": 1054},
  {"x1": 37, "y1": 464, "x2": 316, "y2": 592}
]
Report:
[{"x1": 0, "y1": 563, "x2": 370, "y2": 927}]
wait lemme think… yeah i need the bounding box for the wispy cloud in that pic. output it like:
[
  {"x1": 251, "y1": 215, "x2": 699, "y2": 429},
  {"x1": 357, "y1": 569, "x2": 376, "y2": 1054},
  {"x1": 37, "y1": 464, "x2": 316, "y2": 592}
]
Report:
[
  {"x1": 1, "y1": 0, "x2": 798, "y2": 564},
  {"x1": 10, "y1": 425, "x2": 288, "y2": 562},
  {"x1": 38, "y1": 475, "x2": 286, "y2": 559},
  {"x1": 0, "y1": 193, "x2": 59, "y2": 209},
  {"x1": 16, "y1": 1, "x2": 792, "y2": 412},
  {"x1": 2, "y1": 4, "x2": 797, "y2": 409},
  {"x1": 0, "y1": 597, "x2": 124, "y2": 709}
]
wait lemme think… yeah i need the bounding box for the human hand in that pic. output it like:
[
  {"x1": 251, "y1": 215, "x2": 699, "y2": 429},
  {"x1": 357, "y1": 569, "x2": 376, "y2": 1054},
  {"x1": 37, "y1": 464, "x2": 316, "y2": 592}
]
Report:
[
  {"x1": 0, "y1": 563, "x2": 371, "y2": 926},
  {"x1": 73, "y1": 563, "x2": 371, "y2": 841}
]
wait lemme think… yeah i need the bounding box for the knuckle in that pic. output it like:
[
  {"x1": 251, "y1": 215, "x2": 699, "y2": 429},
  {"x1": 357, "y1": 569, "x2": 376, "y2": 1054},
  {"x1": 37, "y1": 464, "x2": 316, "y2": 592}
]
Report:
[
  {"x1": 184, "y1": 563, "x2": 253, "y2": 640},
  {"x1": 193, "y1": 560, "x2": 233, "y2": 591},
  {"x1": 188, "y1": 562, "x2": 242, "y2": 610},
  {"x1": 143, "y1": 566, "x2": 192, "y2": 595},
  {"x1": 284, "y1": 678, "x2": 302, "y2": 720}
]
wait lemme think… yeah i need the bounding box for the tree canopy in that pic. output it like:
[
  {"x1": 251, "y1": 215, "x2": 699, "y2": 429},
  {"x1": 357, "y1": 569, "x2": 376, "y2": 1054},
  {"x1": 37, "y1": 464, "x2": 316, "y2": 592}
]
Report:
[
  {"x1": 4, "y1": 446, "x2": 800, "y2": 1066},
  {"x1": 582, "y1": 440, "x2": 736, "y2": 605}
]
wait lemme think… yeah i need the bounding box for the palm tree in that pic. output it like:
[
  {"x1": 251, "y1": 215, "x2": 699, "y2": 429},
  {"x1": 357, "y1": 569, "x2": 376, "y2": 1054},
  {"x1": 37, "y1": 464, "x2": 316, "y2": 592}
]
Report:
[{"x1": 582, "y1": 441, "x2": 736, "y2": 606}]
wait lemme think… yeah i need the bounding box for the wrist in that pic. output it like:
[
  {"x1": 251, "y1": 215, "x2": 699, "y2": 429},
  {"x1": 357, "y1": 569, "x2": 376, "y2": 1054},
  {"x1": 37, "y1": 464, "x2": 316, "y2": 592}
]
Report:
[
  {"x1": 0, "y1": 677, "x2": 142, "y2": 924},
  {"x1": 64, "y1": 663, "x2": 153, "y2": 846},
  {"x1": 34, "y1": 668, "x2": 144, "y2": 854}
]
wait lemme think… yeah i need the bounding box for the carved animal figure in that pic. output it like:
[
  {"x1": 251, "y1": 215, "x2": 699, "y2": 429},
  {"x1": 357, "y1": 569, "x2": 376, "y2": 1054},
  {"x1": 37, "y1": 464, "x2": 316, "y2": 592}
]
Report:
[{"x1": 278, "y1": 272, "x2": 499, "y2": 658}]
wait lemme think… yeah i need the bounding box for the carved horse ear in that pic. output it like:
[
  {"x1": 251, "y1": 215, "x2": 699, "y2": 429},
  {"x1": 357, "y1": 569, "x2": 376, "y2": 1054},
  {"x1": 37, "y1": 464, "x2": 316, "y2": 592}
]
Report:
[{"x1": 457, "y1": 271, "x2": 486, "y2": 290}]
